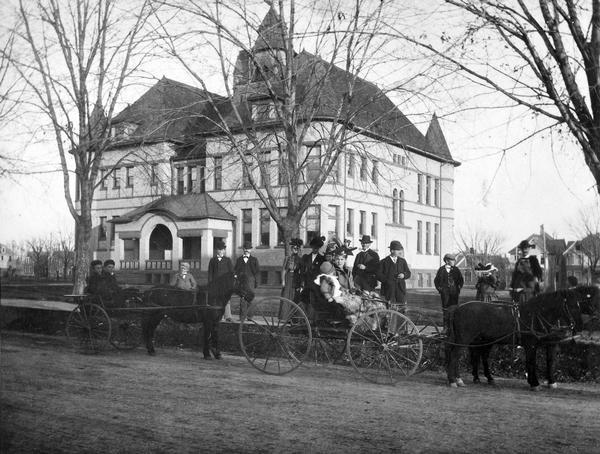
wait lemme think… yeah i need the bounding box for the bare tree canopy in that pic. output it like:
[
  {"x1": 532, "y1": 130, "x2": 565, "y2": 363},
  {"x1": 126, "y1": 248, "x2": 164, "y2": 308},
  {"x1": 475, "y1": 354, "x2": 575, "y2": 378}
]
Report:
[
  {"x1": 391, "y1": 0, "x2": 600, "y2": 194},
  {"x1": 7, "y1": 0, "x2": 155, "y2": 291}
]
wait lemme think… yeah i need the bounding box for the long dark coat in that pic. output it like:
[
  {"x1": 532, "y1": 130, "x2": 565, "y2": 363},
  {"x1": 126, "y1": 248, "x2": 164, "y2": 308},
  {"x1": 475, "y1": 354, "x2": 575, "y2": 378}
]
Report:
[
  {"x1": 208, "y1": 256, "x2": 234, "y2": 283},
  {"x1": 352, "y1": 249, "x2": 380, "y2": 290},
  {"x1": 377, "y1": 256, "x2": 411, "y2": 304},
  {"x1": 234, "y1": 255, "x2": 260, "y2": 288}
]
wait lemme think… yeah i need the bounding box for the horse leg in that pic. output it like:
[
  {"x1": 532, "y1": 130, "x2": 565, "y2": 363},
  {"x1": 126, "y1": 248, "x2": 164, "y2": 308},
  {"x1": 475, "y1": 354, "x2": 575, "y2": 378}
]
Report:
[
  {"x1": 545, "y1": 343, "x2": 559, "y2": 388},
  {"x1": 481, "y1": 345, "x2": 495, "y2": 384},
  {"x1": 142, "y1": 314, "x2": 162, "y2": 355},
  {"x1": 446, "y1": 345, "x2": 464, "y2": 387},
  {"x1": 202, "y1": 320, "x2": 212, "y2": 359},
  {"x1": 210, "y1": 320, "x2": 222, "y2": 359},
  {"x1": 469, "y1": 347, "x2": 481, "y2": 383},
  {"x1": 524, "y1": 343, "x2": 540, "y2": 390}
]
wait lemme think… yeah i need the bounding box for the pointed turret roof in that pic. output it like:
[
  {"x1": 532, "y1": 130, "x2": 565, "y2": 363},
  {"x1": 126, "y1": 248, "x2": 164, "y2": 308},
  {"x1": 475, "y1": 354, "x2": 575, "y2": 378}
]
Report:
[
  {"x1": 253, "y1": 6, "x2": 287, "y2": 52},
  {"x1": 425, "y1": 113, "x2": 456, "y2": 163}
]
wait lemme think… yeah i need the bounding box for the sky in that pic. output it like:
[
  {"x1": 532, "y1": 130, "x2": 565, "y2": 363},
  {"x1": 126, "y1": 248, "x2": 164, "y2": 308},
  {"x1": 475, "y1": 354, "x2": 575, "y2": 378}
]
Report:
[{"x1": 1, "y1": 0, "x2": 599, "y2": 251}]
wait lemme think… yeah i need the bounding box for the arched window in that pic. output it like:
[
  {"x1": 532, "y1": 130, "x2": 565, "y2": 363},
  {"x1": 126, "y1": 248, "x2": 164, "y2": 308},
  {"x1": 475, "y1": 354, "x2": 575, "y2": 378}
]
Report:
[
  {"x1": 392, "y1": 189, "x2": 399, "y2": 224},
  {"x1": 399, "y1": 190, "x2": 405, "y2": 225}
]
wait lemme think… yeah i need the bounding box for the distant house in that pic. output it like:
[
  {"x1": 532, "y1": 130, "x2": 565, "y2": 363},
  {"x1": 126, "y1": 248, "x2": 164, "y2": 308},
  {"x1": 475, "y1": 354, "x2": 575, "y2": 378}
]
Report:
[
  {"x1": 85, "y1": 6, "x2": 461, "y2": 286},
  {"x1": 0, "y1": 243, "x2": 33, "y2": 278}
]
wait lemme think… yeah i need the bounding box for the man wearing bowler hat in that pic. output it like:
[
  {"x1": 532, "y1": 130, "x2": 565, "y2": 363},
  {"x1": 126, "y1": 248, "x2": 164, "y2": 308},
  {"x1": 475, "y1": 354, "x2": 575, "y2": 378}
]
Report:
[
  {"x1": 377, "y1": 240, "x2": 411, "y2": 307},
  {"x1": 434, "y1": 253, "x2": 464, "y2": 332},
  {"x1": 234, "y1": 241, "x2": 260, "y2": 318},
  {"x1": 208, "y1": 240, "x2": 234, "y2": 321},
  {"x1": 352, "y1": 235, "x2": 380, "y2": 291}
]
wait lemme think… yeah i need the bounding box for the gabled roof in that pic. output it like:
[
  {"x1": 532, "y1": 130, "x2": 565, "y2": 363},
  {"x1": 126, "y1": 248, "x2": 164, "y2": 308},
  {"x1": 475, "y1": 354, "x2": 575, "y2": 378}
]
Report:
[
  {"x1": 111, "y1": 77, "x2": 225, "y2": 145},
  {"x1": 112, "y1": 193, "x2": 235, "y2": 224},
  {"x1": 253, "y1": 6, "x2": 287, "y2": 52}
]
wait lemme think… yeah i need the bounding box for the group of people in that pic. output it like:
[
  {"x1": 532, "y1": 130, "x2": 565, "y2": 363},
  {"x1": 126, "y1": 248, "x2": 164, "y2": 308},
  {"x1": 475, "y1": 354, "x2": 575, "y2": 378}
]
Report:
[
  {"x1": 281, "y1": 234, "x2": 412, "y2": 324},
  {"x1": 85, "y1": 259, "x2": 124, "y2": 307}
]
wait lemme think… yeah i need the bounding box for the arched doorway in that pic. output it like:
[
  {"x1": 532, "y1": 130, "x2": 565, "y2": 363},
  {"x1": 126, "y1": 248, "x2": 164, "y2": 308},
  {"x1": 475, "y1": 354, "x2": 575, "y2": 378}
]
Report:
[{"x1": 149, "y1": 224, "x2": 173, "y2": 260}]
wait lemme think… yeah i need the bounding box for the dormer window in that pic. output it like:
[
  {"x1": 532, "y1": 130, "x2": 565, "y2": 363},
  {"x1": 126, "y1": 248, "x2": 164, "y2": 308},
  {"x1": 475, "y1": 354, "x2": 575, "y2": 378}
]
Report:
[
  {"x1": 252, "y1": 102, "x2": 276, "y2": 121},
  {"x1": 111, "y1": 122, "x2": 137, "y2": 138}
]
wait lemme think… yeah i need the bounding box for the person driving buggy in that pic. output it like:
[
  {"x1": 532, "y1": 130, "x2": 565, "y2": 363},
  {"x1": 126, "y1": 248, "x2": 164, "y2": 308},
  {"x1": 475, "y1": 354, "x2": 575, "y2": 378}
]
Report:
[
  {"x1": 510, "y1": 239, "x2": 543, "y2": 303},
  {"x1": 86, "y1": 259, "x2": 124, "y2": 307}
]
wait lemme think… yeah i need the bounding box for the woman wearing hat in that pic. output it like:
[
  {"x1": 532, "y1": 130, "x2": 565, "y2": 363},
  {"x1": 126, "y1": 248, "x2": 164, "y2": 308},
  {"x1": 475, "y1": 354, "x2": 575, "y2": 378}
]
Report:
[
  {"x1": 352, "y1": 235, "x2": 380, "y2": 291},
  {"x1": 510, "y1": 239, "x2": 543, "y2": 303},
  {"x1": 376, "y1": 240, "x2": 411, "y2": 307},
  {"x1": 281, "y1": 238, "x2": 303, "y2": 303},
  {"x1": 434, "y1": 253, "x2": 464, "y2": 332},
  {"x1": 299, "y1": 235, "x2": 326, "y2": 305}
]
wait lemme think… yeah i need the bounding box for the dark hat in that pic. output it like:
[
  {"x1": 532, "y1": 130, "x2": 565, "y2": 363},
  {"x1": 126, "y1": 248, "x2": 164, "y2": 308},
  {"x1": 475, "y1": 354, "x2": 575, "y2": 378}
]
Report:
[
  {"x1": 289, "y1": 238, "x2": 303, "y2": 248},
  {"x1": 91, "y1": 259, "x2": 102, "y2": 267},
  {"x1": 309, "y1": 235, "x2": 325, "y2": 248},
  {"x1": 359, "y1": 235, "x2": 373, "y2": 244},
  {"x1": 518, "y1": 239, "x2": 535, "y2": 250},
  {"x1": 103, "y1": 259, "x2": 115, "y2": 266},
  {"x1": 242, "y1": 241, "x2": 253, "y2": 250},
  {"x1": 389, "y1": 240, "x2": 403, "y2": 251},
  {"x1": 443, "y1": 253, "x2": 456, "y2": 262},
  {"x1": 215, "y1": 240, "x2": 226, "y2": 250}
]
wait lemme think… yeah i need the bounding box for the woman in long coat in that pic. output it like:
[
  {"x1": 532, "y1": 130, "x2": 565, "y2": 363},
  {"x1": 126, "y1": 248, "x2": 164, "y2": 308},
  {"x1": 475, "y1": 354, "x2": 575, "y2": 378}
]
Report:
[{"x1": 281, "y1": 238, "x2": 303, "y2": 303}]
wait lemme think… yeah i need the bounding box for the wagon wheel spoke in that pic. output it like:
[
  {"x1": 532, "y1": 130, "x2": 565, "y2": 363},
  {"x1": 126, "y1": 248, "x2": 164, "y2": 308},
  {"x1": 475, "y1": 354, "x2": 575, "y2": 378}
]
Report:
[
  {"x1": 405, "y1": 309, "x2": 443, "y2": 374},
  {"x1": 66, "y1": 302, "x2": 111, "y2": 353},
  {"x1": 239, "y1": 297, "x2": 311, "y2": 375}
]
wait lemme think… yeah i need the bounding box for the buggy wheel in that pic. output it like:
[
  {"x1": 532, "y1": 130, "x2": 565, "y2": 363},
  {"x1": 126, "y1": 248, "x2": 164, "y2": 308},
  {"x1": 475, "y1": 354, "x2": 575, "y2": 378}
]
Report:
[
  {"x1": 347, "y1": 309, "x2": 422, "y2": 385},
  {"x1": 239, "y1": 297, "x2": 312, "y2": 375},
  {"x1": 66, "y1": 303, "x2": 111, "y2": 353},
  {"x1": 405, "y1": 309, "x2": 443, "y2": 373},
  {"x1": 110, "y1": 319, "x2": 142, "y2": 350}
]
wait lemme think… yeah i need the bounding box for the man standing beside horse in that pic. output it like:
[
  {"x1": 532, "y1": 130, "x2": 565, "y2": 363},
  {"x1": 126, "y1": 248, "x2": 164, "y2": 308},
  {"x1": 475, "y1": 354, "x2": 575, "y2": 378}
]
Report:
[
  {"x1": 234, "y1": 242, "x2": 260, "y2": 320},
  {"x1": 434, "y1": 253, "x2": 464, "y2": 333}
]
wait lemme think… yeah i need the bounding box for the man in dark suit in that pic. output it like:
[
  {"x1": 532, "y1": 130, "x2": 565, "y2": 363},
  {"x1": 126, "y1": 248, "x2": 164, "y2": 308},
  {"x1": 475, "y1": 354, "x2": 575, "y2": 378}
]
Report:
[
  {"x1": 352, "y1": 235, "x2": 380, "y2": 291},
  {"x1": 299, "y1": 235, "x2": 326, "y2": 306},
  {"x1": 208, "y1": 240, "x2": 234, "y2": 321},
  {"x1": 377, "y1": 240, "x2": 411, "y2": 307},
  {"x1": 234, "y1": 242, "x2": 259, "y2": 319},
  {"x1": 434, "y1": 253, "x2": 464, "y2": 332}
]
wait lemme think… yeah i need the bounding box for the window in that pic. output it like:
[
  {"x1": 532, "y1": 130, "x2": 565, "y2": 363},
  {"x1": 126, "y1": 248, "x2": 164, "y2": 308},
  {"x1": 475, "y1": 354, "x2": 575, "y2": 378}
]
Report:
[
  {"x1": 260, "y1": 151, "x2": 271, "y2": 187},
  {"x1": 277, "y1": 207, "x2": 288, "y2": 245},
  {"x1": 426, "y1": 222, "x2": 431, "y2": 254},
  {"x1": 252, "y1": 102, "x2": 275, "y2": 121},
  {"x1": 434, "y1": 223, "x2": 440, "y2": 255},
  {"x1": 418, "y1": 273, "x2": 424, "y2": 288},
  {"x1": 260, "y1": 270, "x2": 269, "y2": 285},
  {"x1": 417, "y1": 174, "x2": 423, "y2": 203},
  {"x1": 100, "y1": 169, "x2": 107, "y2": 190},
  {"x1": 278, "y1": 147, "x2": 288, "y2": 186},
  {"x1": 260, "y1": 208, "x2": 270, "y2": 246},
  {"x1": 426, "y1": 176, "x2": 431, "y2": 205},
  {"x1": 126, "y1": 166, "x2": 134, "y2": 188},
  {"x1": 359, "y1": 210, "x2": 366, "y2": 236},
  {"x1": 242, "y1": 154, "x2": 252, "y2": 188},
  {"x1": 347, "y1": 153, "x2": 355, "y2": 178},
  {"x1": 360, "y1": 156, "x2": 368, "y2": 181},
  {"x1": 112, "y1": 167, "x2": 120, "y2": 189},
  {"x1": 392, "y1": 189, "x2": 399, "y2": 224},
  {"x1": 306, "y1": 144, "x2": 321, "y2": 183},
  {"x1": 372, "y1": 160, "x2": 379, "y2": 184},
  {"x1": 327, "y1": 205, "x2": 339, "y2": 238},
  {"x1": 242, "y1": 209, "x2": 252, "y2": 245},
  {"x1": 177, "y1": 167, "x2": 184, "y2": 195},
  {"x1": 199, "y1": 166, "x2": 206, "y2": 193},
  {"x1": 427, "y1": 273, "x2": 432, "y2": 288},
  {"x1": 434, "y1": 178, "x2": 440, "y2": 207},
  {"x1": 417, "y1": 221, "x2": 422, "y2": 254},
  {"x1": 305, "y1": 205, "x2": 321, "y2": 244},
  {"x1": 187, "y1": 166, "x2": 196, "y2": 193},
  {"x1": 98, "y1": 216, "x2": 107, "y2": 244},
  {"x1": 371, "y1": 212, "x2": 377, "y2": 238},
  {"x1": 214, "y1": 157, "x2": 222, "y2": 190},
  {"x1": 151, "y1": 164, "x2": 158, "y2": 186},
  {"x1": 346, "y1": 208, "x2": 354, "y2": 236}
]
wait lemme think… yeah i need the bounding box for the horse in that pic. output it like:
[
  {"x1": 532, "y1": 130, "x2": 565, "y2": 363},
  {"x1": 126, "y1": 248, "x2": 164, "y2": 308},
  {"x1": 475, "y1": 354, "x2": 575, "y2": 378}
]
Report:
[
  {"x1": 140, "y1": 272, "x2": 255, "y2": 359},
  {"x1": 446, "y1": 286, "x2": 600, "y2": 390}
]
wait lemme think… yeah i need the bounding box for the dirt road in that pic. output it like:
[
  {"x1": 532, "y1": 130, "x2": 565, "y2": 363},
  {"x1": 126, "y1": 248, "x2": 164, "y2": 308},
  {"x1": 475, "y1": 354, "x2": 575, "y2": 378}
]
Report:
[{"x1": 1, "y1": 332, "x2": 599, "y2": 454}]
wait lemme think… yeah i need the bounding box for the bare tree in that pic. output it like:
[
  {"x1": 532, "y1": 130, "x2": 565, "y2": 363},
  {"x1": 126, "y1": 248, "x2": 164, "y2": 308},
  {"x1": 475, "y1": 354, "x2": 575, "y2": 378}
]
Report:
[
  {"x1": 153, "y1": 0, "x2": 419, "y2": 254},
  {"x1": 8, "y1": 0, "x2": 155, "y2": 292},
  {"x1": 53, "y1": 230, "x2": 75, "y2": 280},
  {"x1": 390, "y1": 0, "x2": 600, "y2": 194},
  {"x1": 572, "y1": 203, "x2": 600, "y2": 277},
  {"x1": 456, "y1": 226, "x2": 505, "y2": 264},
  {"x1": 27, "y1": 236, "x2": 51, "y2": 280}
]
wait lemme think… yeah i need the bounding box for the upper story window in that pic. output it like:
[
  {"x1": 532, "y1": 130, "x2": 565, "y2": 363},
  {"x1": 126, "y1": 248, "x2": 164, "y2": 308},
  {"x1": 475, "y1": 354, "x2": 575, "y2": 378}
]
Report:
[
  {"x1": 126, "y1": 166, "x2": 134, "y2": 188},
  {"x1": 347, "y1": 153, "x2": 355, "y2": 178},
  {"x1": 177, "y1": 167, "x2": 184, "y2": 195},
  {"x1": 417, "y1": 173, "x2": 423, "y2": 203},
  {"x1": 392, "y1": 189, "x2": 399, "y2": 224},
  {"x1": 100, "y1": 169, "x2": 107, "y2": 190},
  {"x1": 426, "y1": 176, "x2": 431, "y2": 205},
  {"x1": 372, "y1": 160, "x2": 379, "y2": 184},
  {"x1": 305, "y1": 144, "x2": 321, "y2": 183},
  {"x1": 242, "y1": 209, "x2": 253, "y2": 244},
  {"x1": 417, "y1": 220, "x2": 422, "y2": 254},
  {"x1": 111, "y1": 122, "x2": 137, "y2": 139},
  {"x1": 112, "y1": 167, "x2": 120, "y2": 189},
  {"x1": 259, "y1": 150, "x2": 271, "y2": 187},
  {"x1": 252, "y1": 102, "x2": 276, "y2": 121},
  {"x1": 434, "y1": 178, "x2": 440, "y2": 207},
  {"x1": 360, "y1": 156, "x2": 368, "y2": 181},
  {"x1": 214, "y1": 157, "x2": 222, "y2": 190},
  {"x1": 150, "y1": 164, "x2": 158, "y2": 186}
]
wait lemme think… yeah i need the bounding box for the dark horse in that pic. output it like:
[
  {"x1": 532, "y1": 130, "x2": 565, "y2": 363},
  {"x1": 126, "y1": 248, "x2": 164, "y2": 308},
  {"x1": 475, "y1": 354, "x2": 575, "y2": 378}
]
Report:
[
  {"x1": 446, "y1": 286, "x2": 600, "y2": 389},
  {"x1": 140, "y1": 273, "x2": 254, "y2": 359}
]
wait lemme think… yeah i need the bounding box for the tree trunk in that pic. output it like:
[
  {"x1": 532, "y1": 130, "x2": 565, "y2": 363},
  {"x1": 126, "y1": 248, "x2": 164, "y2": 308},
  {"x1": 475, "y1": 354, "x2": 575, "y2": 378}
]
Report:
[{"x1": 73, "y1": 196, "x2": 93, "y2": 294}]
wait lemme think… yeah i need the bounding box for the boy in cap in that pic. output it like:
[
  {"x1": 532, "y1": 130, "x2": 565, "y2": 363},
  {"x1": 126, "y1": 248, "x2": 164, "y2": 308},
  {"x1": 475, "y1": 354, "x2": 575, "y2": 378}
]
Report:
[
  {"x1": 434, "y1": 253, "x2": 464, "y2": 332},
  {"x1": 352, "y1": 235, "x2": 380, "y2": 291},
  {"x1": 234, "y1": 241, "x2": 260, "y2": 319},
  {"x1": 376, "y1": 240, "x2": 411, "y2": 307},
  {"x1": 208, "y1": 240, "x2": 234, "y2": 321}
]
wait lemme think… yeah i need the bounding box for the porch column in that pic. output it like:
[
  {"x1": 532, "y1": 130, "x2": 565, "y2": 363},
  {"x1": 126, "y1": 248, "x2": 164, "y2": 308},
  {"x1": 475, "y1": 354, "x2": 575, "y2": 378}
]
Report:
[
  {"x1": 201, "y1": 229, "x2": 213, "y2": 270},
  {"x1": 114, "y1": 236, "x2": 124, "y2": 269}
]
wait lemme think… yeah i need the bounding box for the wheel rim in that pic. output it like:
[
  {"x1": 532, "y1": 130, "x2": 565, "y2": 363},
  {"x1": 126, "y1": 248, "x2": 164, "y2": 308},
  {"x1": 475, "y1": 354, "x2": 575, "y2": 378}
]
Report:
[
  {"x1": 110, "y1": 319, "x2": 142, "y2": 350},
  {"x1": 239, "y1": 297, "x2": 312, "y2": 375},
  {"x1": 405, "y1": 309, "x2": 442, "y2": 373},
  {"x1": 347, "y1": 309, "x2": 422, "y2": 385},
  {"x1": 66, "y1": 303, "x2": 111, "y2": 352}
]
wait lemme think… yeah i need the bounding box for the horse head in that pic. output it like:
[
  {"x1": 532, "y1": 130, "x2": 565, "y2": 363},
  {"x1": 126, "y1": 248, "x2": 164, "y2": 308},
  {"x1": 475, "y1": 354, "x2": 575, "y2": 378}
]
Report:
[
  {"x1": 573, "y1": 285, "x2": 600, "y2": 330},
  {"x1": 520, "y1": 290, "x2": 583, "y2": 335}
]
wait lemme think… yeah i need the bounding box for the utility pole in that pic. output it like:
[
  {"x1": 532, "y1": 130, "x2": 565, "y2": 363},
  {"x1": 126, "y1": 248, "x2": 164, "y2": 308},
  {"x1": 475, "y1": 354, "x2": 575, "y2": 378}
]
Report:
[{"x1": 540, "y1": 224, "x2": 548, "y2": 288}]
